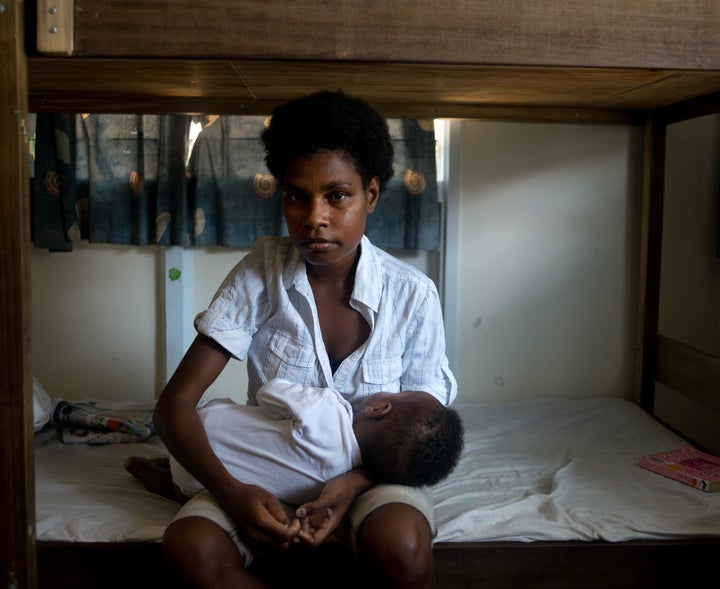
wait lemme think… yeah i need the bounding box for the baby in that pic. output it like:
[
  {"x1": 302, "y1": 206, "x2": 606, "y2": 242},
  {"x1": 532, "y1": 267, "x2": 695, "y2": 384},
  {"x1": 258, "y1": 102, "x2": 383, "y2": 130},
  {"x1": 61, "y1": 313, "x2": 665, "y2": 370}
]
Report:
[{"x1": 126, "y1": 378, "x2": 464, "y2": 505}]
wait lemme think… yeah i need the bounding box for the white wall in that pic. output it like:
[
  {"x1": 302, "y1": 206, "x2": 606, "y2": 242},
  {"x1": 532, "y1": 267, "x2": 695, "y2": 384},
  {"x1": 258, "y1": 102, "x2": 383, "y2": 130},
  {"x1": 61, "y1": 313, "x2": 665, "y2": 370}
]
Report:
[
  {"x1": 31, "y1": 243, "x2": 160, "y2": 401},
  {"x1": 657, "y1": 114, "x2": 720, "y2": 358},
  {"x1": 31, "y1": 245, "x2": 255, "y2": 403},
  {"x1": 451, "y1": 120, "x2": 642, "y2": 402},
  {"x1": 654, "y1": 113, "x2": 720, "y2": 453}
]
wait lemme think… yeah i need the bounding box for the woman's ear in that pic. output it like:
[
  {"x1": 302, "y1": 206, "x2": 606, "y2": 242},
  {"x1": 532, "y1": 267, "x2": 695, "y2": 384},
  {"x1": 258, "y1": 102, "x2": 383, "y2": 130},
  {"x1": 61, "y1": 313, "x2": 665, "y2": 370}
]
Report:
[
  {"x1": 362, "y1": 399, "x2": 392, "y2": 418},
  {"x1": 366, "y1": 177, "x2": 380, "y2": 213}
]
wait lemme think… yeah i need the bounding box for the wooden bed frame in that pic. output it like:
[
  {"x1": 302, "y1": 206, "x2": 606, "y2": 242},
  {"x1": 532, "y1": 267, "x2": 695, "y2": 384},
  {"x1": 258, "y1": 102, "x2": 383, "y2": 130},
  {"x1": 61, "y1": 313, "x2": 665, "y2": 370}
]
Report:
[{"x1": 3, "y1": 2, "x2": 720, "y2": 588}]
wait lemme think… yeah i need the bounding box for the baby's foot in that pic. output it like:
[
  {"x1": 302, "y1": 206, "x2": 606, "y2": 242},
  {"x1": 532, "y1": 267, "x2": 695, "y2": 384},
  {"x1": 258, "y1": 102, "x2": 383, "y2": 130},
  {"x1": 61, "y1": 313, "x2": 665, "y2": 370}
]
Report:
[{"x1": 124, "y1": 455, "x2": 177, "y2": 500}]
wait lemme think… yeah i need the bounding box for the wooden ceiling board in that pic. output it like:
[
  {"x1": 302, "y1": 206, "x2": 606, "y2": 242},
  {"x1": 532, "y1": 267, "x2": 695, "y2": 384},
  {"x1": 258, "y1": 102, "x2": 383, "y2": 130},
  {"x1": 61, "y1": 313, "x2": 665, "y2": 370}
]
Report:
[
  {"x1": 27, "y1": 57, "x2": 720, "y2": 121},
  {"x1": 58, "y1": 1, "x2": 720, "y2": 72}
]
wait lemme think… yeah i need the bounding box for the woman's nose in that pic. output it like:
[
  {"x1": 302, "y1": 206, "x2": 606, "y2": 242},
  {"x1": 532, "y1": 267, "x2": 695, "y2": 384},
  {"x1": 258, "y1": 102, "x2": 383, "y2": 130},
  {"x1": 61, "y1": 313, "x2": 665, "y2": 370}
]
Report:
[{"x1": 304, "y1": 198, "x2": 330, "y2": 228}]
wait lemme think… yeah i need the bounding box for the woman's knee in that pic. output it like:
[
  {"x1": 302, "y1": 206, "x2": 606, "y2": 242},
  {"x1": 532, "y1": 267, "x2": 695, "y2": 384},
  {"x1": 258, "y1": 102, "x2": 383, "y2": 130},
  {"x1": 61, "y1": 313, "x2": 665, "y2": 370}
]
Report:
[
  {"x1": 164, "y1": 517, "x2": 247, "y2": 588},
  {"x1": 356, "y1": 503, "x2": 434, "y2": 588}
]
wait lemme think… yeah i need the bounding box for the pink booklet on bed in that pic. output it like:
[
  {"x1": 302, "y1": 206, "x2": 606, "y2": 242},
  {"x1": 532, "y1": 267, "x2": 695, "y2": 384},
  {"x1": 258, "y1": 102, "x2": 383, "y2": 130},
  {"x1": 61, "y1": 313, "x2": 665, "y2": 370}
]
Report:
[{"x1": 638, "y1": 446, "x2": 720, "y2": 493}]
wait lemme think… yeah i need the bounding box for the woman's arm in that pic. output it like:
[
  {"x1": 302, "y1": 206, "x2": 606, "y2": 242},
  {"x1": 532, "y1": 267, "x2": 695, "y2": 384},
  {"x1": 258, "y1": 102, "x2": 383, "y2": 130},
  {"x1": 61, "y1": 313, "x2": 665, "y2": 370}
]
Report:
[{"x1": 154, "y1": 334, "x2": 299, "y2": 548}]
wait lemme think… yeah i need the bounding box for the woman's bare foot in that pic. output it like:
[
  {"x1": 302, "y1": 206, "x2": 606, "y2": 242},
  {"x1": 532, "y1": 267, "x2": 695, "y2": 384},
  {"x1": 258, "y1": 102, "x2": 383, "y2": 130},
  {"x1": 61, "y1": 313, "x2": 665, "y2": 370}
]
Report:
[{"x1": 124, "y1": 455, "x2": 179, "y2": 501}]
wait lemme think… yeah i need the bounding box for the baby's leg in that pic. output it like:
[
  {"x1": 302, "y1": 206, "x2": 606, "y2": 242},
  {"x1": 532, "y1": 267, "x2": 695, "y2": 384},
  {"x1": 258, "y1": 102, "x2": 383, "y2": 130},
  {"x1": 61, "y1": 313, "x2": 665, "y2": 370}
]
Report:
[{"x1": 124, "y1": 455, "x2": 178, "y2": 500}]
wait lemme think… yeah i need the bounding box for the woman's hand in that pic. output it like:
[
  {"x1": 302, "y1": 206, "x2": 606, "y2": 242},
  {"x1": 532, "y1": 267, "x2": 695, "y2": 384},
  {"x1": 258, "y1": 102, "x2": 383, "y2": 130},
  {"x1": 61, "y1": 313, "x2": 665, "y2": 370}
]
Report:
[
  {"x1": 295, "y1": 468, "x2": 373, "y2": 547},
  {"x1": 216, "y1": 479, "x2": 301, "y2": 552}
]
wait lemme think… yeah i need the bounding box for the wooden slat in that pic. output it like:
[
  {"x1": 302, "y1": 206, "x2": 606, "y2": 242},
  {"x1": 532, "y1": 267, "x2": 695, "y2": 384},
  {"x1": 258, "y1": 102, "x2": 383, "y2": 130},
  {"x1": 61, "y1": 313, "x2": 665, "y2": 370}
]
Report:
[
  {"x1": 0, "y1": 1, "x2": 36, "y2": 588},
  {"x1": 656, "y1": 335, "x2": 720, "y2": 414},
  {"x1": 26, "y1": 57, "x2": 720, "y2": 119},
  {"x1": 38, "y1": 1, "x2": 720, "y2": 72}
]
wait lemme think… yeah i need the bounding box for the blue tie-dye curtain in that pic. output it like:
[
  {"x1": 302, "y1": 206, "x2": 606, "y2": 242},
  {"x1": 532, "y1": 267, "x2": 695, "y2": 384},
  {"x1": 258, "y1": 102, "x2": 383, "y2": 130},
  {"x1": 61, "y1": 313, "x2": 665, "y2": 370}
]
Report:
[
  {"x1": 31, "y1": 114, "x2": 81, "y2": 250},
  {"x1": 367, "y1": 119, "x2": 441, "y2": 250},
  {"x1": 186, "y1": 116, "x2": 286, "y2": 246},
  {"x1": 32, "y1": 114, "x2": 191, "y2": 251},
  {"x1": 31, "y1": 114, "x2": 441, "y2": 252}
]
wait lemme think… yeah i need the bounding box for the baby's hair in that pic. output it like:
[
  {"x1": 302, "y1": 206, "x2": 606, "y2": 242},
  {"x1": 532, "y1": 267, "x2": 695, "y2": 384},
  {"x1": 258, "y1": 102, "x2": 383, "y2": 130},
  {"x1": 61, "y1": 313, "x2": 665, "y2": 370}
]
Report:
[
  {"x1": 362, "y1": 395, "x2": 464, "y2": 487},
  {"x1": 260, "y1": 90, "x2": 394, "y2": 190}
]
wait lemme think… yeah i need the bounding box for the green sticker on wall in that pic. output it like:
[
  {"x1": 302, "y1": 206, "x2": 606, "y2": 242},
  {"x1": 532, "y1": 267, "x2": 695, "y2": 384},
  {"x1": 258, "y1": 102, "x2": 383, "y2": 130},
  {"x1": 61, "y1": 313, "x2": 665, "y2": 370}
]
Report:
[{"x1": 168, "y1": 268, "x2": 182, "y2": 282}]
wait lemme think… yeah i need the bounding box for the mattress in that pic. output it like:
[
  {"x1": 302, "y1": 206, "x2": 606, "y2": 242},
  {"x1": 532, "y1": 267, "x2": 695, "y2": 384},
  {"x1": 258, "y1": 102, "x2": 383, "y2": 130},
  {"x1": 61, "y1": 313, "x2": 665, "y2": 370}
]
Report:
[{"x1": 35, "y1": 396, "x2": 720, "y2": 544}]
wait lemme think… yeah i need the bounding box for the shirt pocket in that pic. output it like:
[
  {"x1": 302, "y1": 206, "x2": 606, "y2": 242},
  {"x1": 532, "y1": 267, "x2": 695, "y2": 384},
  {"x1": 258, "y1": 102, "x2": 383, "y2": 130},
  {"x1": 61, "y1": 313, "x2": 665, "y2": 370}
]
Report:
[
  {"x1": 262, "y1": 330, "x2": 318, "y2": 383},
  {"x1": 361, "y1": 355, "x2": 403, "y2": 394}
]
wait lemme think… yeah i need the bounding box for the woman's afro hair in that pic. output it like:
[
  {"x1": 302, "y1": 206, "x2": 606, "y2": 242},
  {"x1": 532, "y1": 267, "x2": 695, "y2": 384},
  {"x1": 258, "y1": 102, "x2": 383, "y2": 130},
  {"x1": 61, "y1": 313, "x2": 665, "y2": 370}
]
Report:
[{"x1": 260, "y1": 91, "x2": 394, "y2": 190}]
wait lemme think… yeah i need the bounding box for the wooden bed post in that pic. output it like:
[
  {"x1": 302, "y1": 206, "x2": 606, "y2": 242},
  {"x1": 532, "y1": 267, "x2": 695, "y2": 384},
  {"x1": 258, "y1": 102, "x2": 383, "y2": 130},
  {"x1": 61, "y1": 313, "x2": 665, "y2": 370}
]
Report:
[
  {"x1": 0, "y1": 0, "x2": 37, "y2": 587},
  {"x1": 635, "y1": 113, "x2": 666, "y2": 412}
]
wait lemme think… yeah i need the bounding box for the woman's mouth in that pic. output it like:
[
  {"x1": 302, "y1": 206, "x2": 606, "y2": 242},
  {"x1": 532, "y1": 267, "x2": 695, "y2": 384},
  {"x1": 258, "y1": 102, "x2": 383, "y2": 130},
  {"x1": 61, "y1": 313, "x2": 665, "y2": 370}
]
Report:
[{"x1": 301, "y1": 239, "x2": 333, "y2": 251}]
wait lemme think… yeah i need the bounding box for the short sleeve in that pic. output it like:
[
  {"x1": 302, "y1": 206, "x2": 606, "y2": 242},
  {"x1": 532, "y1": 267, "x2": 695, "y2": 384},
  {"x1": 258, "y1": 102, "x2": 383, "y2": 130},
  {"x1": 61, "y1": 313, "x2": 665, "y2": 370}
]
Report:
[{"x1": 193, "y1": 239, "x2": 271, "y2": 359}]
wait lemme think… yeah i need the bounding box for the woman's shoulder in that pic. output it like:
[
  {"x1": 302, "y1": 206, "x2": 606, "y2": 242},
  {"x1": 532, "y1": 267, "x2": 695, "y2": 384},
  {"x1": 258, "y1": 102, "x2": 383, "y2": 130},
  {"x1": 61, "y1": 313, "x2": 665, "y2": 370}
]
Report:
[
  {"x1": 251, "y1": 235, "x2": 293, "y2": 256},
  {"x1": 366, "y1": 240, "x2": 438, "y2": 293},
  {"x1": 222, "y1": 236, "x2": 293, "y2": 277}
]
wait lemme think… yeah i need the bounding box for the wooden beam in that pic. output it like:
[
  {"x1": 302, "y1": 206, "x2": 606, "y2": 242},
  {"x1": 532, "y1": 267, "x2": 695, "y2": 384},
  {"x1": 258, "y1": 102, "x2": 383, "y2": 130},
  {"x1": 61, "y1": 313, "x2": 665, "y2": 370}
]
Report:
[
  {"x1": 634, "y1": 114, "x2": 666, "y2": 411},
  {"x1": 433, "y1": 540, "x2": 720, "y2": 589},
  {"x1": 39, "y1": 1, "x2": 720, "y2": 72},
  {"x1": 26, "y1": 57, "x2": 720, "y2": 120},
  {"x1": 35, "y1": 538, "x2": 720, "y2": 589},
  {"x1": 0, "y1": 1, "x2": 36, "y2": 588},
  {"x1": 656, "y1": 90, "x2": 720, "y2": 125}
]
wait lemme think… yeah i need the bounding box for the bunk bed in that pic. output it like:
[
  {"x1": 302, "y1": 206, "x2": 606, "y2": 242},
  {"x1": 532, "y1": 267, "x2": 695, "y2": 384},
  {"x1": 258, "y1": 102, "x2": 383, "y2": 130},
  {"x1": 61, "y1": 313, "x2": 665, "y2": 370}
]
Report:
[{"x1": 3, "y1": 2, "x2": 720, "y2": 588}]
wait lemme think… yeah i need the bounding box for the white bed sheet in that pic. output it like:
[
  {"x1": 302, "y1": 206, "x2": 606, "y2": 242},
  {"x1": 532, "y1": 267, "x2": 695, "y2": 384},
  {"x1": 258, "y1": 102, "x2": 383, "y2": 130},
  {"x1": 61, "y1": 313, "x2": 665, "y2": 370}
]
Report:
[
  {"x1": 433, "y1": 397, "x2": 720, "y2": 542},
  {"x1": 35, "y1": 397, "x2": 720, "y2": 544},
  {"x1": 35, "y1": 430, "x2": 177, "y2": 542}
]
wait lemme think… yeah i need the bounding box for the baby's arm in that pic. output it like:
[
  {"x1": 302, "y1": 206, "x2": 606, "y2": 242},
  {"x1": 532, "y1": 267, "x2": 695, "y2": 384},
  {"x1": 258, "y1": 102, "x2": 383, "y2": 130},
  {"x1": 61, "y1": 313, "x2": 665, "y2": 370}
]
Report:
[{"x1": 295, "y1": 467, "x2": 374, "y2": 546}]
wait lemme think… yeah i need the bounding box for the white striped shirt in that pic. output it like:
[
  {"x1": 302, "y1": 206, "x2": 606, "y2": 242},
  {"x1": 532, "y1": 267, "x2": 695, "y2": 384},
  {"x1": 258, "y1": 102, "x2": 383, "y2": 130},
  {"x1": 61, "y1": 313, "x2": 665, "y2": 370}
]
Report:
[{"x1": 195, "y1": 235, "x2": 457, "y2": 409}]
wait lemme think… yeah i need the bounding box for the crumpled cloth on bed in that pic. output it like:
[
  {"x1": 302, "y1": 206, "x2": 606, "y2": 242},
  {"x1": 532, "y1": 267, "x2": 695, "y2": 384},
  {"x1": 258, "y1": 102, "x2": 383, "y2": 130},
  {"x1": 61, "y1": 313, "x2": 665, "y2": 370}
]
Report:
[
  {"x1": 50, "y1": 398, "x2": 155, "y2": 444},
  {"x1": 431, "y1": 398, "x2": 720, "y2": 543}
]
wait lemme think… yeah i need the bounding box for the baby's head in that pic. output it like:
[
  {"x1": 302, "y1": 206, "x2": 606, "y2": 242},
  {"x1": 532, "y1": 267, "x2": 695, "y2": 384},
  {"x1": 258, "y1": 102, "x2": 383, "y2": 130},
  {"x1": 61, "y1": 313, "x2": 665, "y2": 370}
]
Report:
[{"x1": 354, "y1": 391, "x2": 464, "y2": 487}]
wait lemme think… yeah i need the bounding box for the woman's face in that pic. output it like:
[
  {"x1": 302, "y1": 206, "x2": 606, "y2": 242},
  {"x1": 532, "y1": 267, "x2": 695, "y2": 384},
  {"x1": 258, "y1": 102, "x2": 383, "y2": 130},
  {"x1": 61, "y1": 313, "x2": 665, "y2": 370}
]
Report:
[{"x1": 282, "y1": 149, "x2": 379, "y2": 272}]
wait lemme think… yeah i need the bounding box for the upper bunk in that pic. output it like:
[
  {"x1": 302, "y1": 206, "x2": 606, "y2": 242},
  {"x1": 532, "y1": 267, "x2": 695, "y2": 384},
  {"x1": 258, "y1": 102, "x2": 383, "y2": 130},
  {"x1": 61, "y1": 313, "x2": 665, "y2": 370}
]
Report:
[{"x1": 26, "y1": 0, "x2": 720, "y2": 122}]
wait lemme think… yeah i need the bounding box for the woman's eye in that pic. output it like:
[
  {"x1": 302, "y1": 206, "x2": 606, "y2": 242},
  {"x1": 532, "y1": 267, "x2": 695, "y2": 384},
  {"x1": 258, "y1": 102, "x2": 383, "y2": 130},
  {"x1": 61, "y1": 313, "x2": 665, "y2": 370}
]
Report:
[{"x1": 329, "y1": 192, "x2": 349, "y2": 202}]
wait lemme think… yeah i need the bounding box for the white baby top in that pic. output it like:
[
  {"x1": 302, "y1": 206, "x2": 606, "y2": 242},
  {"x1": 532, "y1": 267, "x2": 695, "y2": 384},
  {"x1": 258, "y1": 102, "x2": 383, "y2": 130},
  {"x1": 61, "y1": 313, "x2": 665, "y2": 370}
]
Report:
[{"x1": 170, "y1": 378, "x2": 362, "y2": 504}]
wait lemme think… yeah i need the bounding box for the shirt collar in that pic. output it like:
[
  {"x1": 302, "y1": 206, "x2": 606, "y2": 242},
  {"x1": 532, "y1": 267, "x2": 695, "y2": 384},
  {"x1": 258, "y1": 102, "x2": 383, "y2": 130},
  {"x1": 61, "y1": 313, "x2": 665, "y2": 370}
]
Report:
[
  {"x1": 282, "y1": 239, "x2": 307, "y2": 292},
  {"x1": 351, "y1": 235, "x2": 382, "y2": 313},
  {"x1": 282, "y1": 235, "x2": 382, "y2": 312}
]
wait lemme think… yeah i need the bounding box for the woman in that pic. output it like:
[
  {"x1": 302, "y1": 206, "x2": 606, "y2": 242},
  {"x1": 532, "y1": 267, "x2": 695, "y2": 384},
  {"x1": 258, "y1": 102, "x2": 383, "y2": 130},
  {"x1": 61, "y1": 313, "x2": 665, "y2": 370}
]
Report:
[{"x1": 154, "y1": 90, "x2": 457, "y2": 588}]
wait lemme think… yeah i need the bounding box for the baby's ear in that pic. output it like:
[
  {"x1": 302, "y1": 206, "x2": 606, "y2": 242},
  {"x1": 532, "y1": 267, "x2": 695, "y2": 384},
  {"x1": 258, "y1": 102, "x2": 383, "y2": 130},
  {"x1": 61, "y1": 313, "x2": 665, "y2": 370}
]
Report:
[{"x1": 363, "y1": 399, "x2": 393, "y2": 418}]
